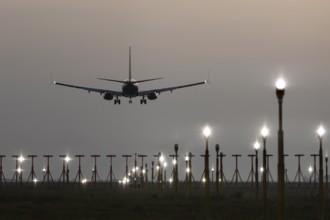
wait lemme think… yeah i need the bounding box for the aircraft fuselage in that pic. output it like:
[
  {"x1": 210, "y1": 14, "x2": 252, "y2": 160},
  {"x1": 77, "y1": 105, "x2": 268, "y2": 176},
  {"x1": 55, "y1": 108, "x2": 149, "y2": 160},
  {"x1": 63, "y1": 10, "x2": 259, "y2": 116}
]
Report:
[{"x1": 122, "y1": 81, "x2": 139, "y2": 98}]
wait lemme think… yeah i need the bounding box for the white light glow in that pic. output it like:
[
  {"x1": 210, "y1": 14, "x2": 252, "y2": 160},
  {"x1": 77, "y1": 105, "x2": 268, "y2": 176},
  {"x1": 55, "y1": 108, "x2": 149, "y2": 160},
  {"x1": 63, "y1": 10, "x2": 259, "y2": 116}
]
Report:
[
  {"x1": 185, "y1": 155, "x2": 189, "y2": 161},
  {"x1": 203, "y1": 126, "x2": 211, "y2": 139},
  {"x1": 169, "y1": 178, "x2": 173, "y2": 183},
  {"x1": 261, "y1": 126, "x2": 269, "y2": 138},
  {"x1": 276, "y1": 78, "x2": 286, "y2": 90},
  {"x1": 18, "y1": 155, "x2": 25, "y2": 163},
  {"x1": 254, "y1": 141, "x2": 260, "y2": 150},
  {"x1": 317, "y1": 125, "x2": 326, "y2": 138},
  {"x1": 202, "y1": 178, "x2": 206, "y2": 183},
  {"x1": 260, "y1": 167, "x2": 264, "y2": 173},
  {"x1": 163, "y1": 162, "x2": 167, "y2": 168},
  {"x1": 159, "y1": 155, "x2": 164, "y2": 163},
  {"x1": 17, "y1": 168, "x2": 22, "y2": 173},
  {"x1": 308, "y1": 166, "x2": 313, "y2": 173},
  {"x1": 64, "y1": 155, "x2": 71, "y2": 163},
  {"x1": 172, "y1": 159, "x2": 177, "y2": 165},
  {"x1": 82, "y1": 178, "x2": 88, "y2": 184},
  {"x1": 33, "y1": 178, "x2": 38, "y2": 183},
  {"x1": 186, "y1": 168, "x2": 190, "y2": 173}
]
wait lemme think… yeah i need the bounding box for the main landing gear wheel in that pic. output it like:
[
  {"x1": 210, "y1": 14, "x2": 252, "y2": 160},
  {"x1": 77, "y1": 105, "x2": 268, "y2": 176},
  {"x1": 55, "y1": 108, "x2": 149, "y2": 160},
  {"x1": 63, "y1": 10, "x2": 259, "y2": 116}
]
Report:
[
  {"x1": 114, "y1": 99, "x2": 121, "y2": 105},
  {"x1": 129, "y1": 100, "x2": 132, "y2": 104},
  {"x1": 140, "y1": 99, "x2": 147, "y2": 104}
]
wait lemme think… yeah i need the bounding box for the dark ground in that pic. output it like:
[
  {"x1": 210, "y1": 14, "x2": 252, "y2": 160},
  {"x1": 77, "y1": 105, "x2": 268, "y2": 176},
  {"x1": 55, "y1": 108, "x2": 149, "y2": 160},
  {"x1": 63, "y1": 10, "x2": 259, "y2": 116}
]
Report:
[{"x1": 0, "y1": 183, "x2": 328, "y2": 219}]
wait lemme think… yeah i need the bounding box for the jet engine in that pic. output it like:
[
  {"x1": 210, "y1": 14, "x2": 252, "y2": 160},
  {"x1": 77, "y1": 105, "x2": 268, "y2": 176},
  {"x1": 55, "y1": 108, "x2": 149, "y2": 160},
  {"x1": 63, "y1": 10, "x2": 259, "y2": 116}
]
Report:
[
  {"x1": 103, "y1": 93, "x2": 114, "y2": 100},
  {"x1": 147, "y1": 92, "x2": 158, "y2": 100}
]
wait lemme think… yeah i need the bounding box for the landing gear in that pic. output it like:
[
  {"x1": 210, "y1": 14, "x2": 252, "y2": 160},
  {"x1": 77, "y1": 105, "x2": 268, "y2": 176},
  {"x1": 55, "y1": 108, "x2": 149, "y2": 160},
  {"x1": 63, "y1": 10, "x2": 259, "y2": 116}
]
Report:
[
  {"x1": 129, "y1": 100, "x2": 132, "y2": 104},
  {"x1": 140, "y1": 98, "x2": 147, "y2": 104},
  {"x1": 114, "y1": 98, "x2": 121, "y2": 105}
]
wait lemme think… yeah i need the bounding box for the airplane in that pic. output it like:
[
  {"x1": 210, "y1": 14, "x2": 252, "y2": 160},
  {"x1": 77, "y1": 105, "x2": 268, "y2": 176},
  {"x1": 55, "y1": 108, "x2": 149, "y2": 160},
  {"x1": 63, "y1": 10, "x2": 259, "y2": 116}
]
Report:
[{"x1": 53, "y1": 47, "x2": 207, "y2": 104}]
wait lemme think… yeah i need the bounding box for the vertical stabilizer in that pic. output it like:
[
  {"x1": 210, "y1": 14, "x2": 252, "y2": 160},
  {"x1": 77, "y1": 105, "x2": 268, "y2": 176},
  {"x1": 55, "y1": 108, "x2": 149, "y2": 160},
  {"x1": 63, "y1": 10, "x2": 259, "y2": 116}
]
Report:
[{"x1": 129, "y1": 46, "x2": 132, "y2": 81}]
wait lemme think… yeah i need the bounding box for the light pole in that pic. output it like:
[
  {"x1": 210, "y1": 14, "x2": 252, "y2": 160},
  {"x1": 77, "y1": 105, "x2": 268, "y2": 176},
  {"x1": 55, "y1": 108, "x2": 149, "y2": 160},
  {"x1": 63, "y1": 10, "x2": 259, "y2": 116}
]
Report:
[
  {"x1": 64, "y1": 155, "x2": 71, "y2": 185},
  {"x1": 276, "y1": 77, "x2": 286, "y2": 220},
  {"x1": 18, "y1": 155, "x2": 25, "y2": 186},
  {"x1": 220, "y1": 152, "x2": 225, "y2": 196},
  {"x1": 326, "y1": 154, "x2": 328, "y2": 197},
  {"x1": 203, "y1": 125, "x2": 211, "y2": 219},
  {"x1": 0, "y1": 155, "x2": 6, "y2": 186},
  {"x1": 317, "y1": 126, "x2": 325, "y2": 220},
  {"x1": 261, "y1": 126, "x2": 269, "y2": 219},
  {"x1": 215, "y1": 144, "x2": 220, "y2": 195},
  {"x1": 254, "y1": 141, "x2": 260, "y2": 200},
  {"x1": 174, "y1": 144, "x2": 179, "y2": 197},
  {"x1": 185, "y1": 154, "x2": 189, "y2": 197}
]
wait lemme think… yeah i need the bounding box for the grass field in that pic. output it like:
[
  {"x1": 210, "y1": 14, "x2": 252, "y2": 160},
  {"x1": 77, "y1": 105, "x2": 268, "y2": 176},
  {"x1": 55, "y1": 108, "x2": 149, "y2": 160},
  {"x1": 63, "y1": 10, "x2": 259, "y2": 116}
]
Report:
[{"x1": 0, "y1": 183, "x2": 328, "y2": 219}]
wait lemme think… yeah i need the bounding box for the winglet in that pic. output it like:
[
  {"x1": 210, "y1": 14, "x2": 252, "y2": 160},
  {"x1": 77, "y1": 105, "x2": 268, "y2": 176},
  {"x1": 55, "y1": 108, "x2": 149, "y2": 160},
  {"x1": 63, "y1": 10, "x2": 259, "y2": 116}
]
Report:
[
  {"x1": 205, "y1": 70, "x2": 212, "y2": 85},
  {"x1": 49, "y1": 70, "x2": 56, "y2": 86}
]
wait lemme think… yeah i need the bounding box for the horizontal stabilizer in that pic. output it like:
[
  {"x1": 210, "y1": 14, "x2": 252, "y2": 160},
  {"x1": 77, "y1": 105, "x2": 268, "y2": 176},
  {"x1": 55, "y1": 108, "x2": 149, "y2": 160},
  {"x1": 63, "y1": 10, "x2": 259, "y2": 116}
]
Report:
[
  {"x1": 135, "y1": 77, "x2": 164, "y2": 83},
  {"x1": 97, "y1": 78, "x2": 127, "y2": 83}
]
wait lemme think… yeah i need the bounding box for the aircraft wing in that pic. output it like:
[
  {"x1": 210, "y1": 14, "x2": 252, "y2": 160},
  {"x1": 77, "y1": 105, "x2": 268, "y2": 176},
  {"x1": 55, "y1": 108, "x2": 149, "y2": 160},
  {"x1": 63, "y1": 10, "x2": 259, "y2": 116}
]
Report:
[
  {"x1": 138, "y1": 80, "x2": 206, "y2": 96},
  {"x1": 54, "y1": 81, "x2": 123, "y2": 96}
]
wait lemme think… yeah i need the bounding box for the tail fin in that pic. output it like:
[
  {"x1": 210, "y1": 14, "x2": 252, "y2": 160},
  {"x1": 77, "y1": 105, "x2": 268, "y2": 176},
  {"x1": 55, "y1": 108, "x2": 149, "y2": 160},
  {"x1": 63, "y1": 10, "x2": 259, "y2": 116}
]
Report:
[{"x1": 129, "y1": 46, "x2": 132, "y2": 81}]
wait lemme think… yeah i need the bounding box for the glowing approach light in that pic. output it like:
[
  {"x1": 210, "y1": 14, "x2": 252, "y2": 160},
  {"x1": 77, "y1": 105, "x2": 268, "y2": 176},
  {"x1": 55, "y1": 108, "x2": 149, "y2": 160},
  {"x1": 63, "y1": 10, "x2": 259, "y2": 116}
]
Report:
[
  {"x1": 18, "y1": 155, "x2": 25, "y2": 163},
  {"x1": 203, "y1": 126, "x2": 211, "y2": 139},
  {"x1": 317, "y1": 126, "x2": 326, "y2": 138},
  {"x1": 64, "y1": 155, "x2": 71, "y2": 163},
  {"x1": 254, "y1": 141, "x2": 260, "y2": 150},
  {"x1": 172, "y1": 159, "x2": 177, "y2": 165},
  {"x1": 261, "y1": 126, "x2": 269, "y2": 138},
  {"x1": 82, "y1": 178, "x2": 88, "y2": 184},
  {"x1": 308, "y1": 165, "x2": 313, "y2": 173},
  {"x1": 276, "y1": 78, "x2": 286, "y2": 90},
  {"x1": 159, "y1": 155, "x2": 164, "y2": 163}
]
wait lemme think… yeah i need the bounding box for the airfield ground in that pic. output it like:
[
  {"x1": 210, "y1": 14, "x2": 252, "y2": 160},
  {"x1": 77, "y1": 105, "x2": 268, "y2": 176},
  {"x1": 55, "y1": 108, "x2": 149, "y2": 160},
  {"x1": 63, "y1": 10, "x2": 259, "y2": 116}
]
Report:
[{"x1": 0, "y1": 183, "x2": 328, "y2": 219}]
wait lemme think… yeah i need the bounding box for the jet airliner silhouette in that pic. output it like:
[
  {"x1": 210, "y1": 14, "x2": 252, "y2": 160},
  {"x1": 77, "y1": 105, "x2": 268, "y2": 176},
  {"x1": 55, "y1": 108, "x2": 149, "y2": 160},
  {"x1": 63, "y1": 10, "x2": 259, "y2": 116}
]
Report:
[{"x1": 54, "y1": 47, "x2": 207, "y2": 104}]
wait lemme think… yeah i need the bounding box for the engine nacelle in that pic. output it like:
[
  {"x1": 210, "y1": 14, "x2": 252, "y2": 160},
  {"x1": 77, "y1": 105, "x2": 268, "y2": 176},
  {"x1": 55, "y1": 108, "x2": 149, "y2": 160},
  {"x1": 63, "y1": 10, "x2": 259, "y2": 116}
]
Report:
[
  {"x1": 103, "y1": 93, "x2": 114, "y2": 100},
  {"x1": 147, "y1": 92, "x2": 158, "y2": 100}
]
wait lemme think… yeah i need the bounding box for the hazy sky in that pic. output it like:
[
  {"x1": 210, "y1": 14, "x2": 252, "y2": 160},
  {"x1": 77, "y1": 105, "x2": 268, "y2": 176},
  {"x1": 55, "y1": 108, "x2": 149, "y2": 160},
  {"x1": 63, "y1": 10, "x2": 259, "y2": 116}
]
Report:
[{"x1": 1, "y1": 0, "x2": 330, "y2": 181}]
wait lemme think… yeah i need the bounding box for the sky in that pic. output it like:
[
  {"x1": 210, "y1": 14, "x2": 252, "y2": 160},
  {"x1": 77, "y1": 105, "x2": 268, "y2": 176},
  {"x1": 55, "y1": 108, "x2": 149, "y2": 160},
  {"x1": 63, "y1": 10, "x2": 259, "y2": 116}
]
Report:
[{"x1": 0, "y1": 0, "x2": 330, "y2": 182}]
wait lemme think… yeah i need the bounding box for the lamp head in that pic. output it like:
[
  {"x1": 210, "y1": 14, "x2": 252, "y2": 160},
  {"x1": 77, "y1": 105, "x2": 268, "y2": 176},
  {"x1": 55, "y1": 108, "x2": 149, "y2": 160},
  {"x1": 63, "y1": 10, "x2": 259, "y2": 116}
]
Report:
[
  {"x1": 174, "y1": 144, "x2": 178, "y2": 152},
  {"x1": 261, "y1": 126, "x2": 269, "y2": 139},
  {"x1": 64, "y1": 155, "x2": 71, "y2": 163},
  {"x1": 276, "y1": 78, "x2": 286, "y2": 90},
  {"x1": 254, "y1": 141, "x2": 260, "y2": 150},
  {"x1": 18, "y1": 155, "x2": 25, "y2": 163},
  {"x1": 215, "y1": 144, "x2": 219, "y2": 152},
  {"x1": 203, "y1": 126, "x2": 211, "y2": 139},
  {"x1": 317, "y1": 125, "x2": 326, "y2": 139},
  {"x1": 308, "y1": 165, "x2": 313, "y2": 173},
  {"x1": 172, "y1": 159, "x2": 177, "y2": 165}
]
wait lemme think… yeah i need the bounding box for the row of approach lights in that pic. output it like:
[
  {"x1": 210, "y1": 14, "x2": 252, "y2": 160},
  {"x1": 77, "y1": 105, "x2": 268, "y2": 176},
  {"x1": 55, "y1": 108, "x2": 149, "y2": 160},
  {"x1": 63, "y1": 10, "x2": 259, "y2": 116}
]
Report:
[{"x1": 15, "y1": 155, "x2": 88, "y2": 185}]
